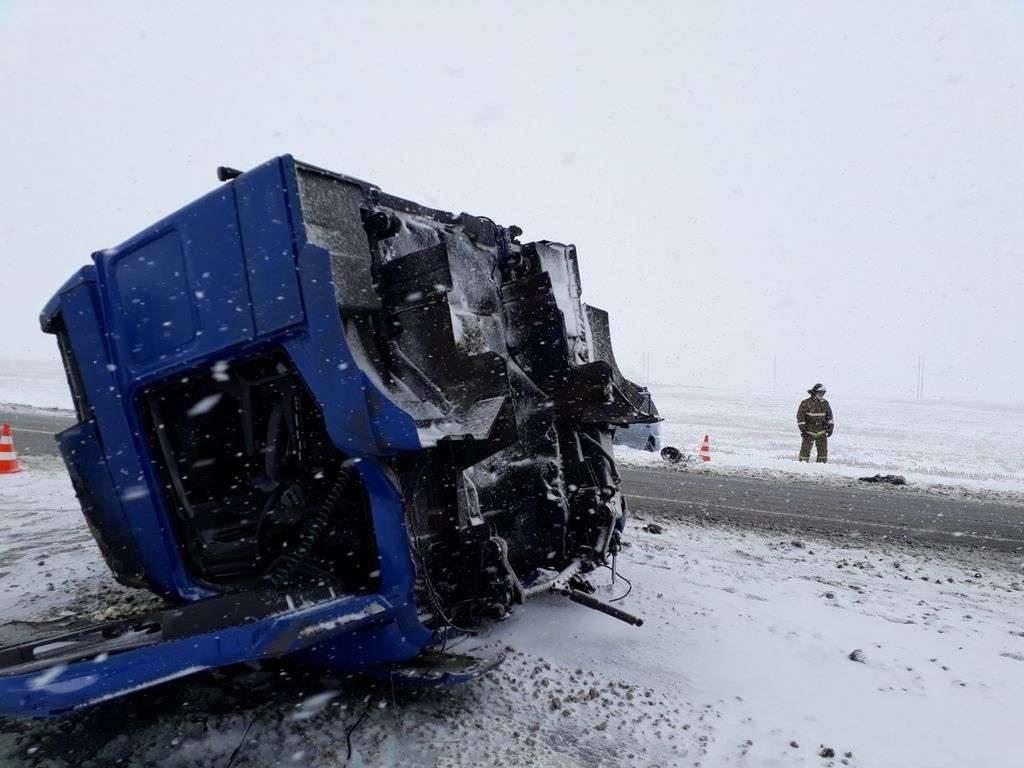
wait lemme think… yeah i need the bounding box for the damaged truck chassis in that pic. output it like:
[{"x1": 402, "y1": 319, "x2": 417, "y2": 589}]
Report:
[{"x1": 0, "y1": 156, "x2": 658, "y2": 717}]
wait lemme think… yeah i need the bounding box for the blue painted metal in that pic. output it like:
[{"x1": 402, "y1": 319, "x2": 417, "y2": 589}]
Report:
[
  {"x1": 283, "y1": 242, "x2": 421, "y2": 455},
  {"x1": 15, "y1": 156, "x2": 442, "y2": 717},
  {"x1": 0, "y1": 593, "x2": 396, "y2": 718},
  {"x1": 56, "y1": 420, "x2": 147, "y2": 583},
  {"x1": 235, "y1": 159, "x2": 305, "y2": 337},
  {"x1": 49, "y1": 269, "x2": 197, "y2": 598}
]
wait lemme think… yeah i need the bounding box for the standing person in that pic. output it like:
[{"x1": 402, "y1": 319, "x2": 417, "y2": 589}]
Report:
[{"x1": 796, "y1": 383, "x2": 834, "y2": 463}]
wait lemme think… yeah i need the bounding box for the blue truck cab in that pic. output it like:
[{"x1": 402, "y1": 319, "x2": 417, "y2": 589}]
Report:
[{"x1": 1, "y1": 157, "x2": 659, "y2": 716}]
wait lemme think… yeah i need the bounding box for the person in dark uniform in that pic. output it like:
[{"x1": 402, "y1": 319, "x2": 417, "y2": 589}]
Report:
[{"x1": 796, "y1": 383, "x2": 834, "y2": 463}]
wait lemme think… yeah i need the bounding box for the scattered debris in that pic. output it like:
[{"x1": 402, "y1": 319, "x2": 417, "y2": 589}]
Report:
[
  {"x1": 642, "y1": 523, "x2": 665, "y2": 535},
  {"x1": 858, "y1": 474, "x2": 907, "y2": 486},
  {"x1": 848, "y1": 649, "x2": 866, "y2": 663},
  {"x1": 819, "y1": 745, "x2": 836, "y2": 758},
  {"x1": 660, "y1": 446, "x2": 685, "y2": 464}
]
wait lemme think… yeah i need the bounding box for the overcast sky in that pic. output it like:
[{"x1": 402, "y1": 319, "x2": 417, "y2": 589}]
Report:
[{"x1": 1, "y1": 2, "x2": 1021, "y2": 401}]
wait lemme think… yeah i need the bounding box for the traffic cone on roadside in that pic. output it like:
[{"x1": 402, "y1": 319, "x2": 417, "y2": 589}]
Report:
[
  {"x1": 698, "y1": 434, "x2": 711, "y2": 462},
  {"x1": 0, "y1": 424, "x2": 22, "y2": 474}
]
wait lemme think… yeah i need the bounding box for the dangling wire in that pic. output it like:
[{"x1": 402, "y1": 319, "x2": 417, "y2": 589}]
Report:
[
  {"x1": 344, "y1": 696, "x2": 376, "y2": 763},
  {"x1": 599, "y1": 564, "x2": 633, "y2": 602},
  {"x1": 261, "y1": 467, "x2": 354, "y2": 589}
]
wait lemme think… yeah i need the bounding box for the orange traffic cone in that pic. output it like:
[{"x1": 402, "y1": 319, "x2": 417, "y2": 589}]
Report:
[
  {"x1": 698, "y1": 434, "x2": 711, "y2": 462},
  {"x1": 0, "y1": 423, "x2": 22, "y2": 474}
]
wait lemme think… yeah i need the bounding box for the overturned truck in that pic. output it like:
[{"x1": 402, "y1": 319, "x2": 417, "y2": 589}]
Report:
[{"x1": 0, "y1": 157, "x2": 658, "y2": 716}]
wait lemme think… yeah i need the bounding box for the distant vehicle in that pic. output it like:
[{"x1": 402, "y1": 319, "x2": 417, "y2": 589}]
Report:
[
  {"x1": 614, "y1": 421, "x2": 683, "y2": 463},
  {"x1": 615, "y1": 420, "x2": 661, "y2": 451}
]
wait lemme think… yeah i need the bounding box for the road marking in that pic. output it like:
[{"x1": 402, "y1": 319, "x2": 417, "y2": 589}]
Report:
[
  {"x1": 6, "y1": 427, "x2": 58, "y2": 435},
  {"x1": 624, "y1": 493, "x2": 1024, "y2": 547}
]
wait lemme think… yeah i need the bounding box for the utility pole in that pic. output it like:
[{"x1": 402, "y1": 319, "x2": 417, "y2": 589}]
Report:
[
  {"x1": 637, "y1": 350, "x2": 651, "y2": 384},
  {"x1": 772, "y1": 355, "x2": 777, "y2": 393},
  {"x1": 916, "y1": 355, "x2": 925, "y2": 401}
]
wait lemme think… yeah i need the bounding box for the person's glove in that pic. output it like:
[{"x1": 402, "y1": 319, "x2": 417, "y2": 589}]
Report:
[
  {"x1": 826, "y1": 425, "x2": 834, "y2": 437},
  {"x1": 800, "y1": 429, "x2": 810, "y2": 438}
]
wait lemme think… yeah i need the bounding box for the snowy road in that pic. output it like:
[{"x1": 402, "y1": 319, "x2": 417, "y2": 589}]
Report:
[
  {"x1": 3, "y1": 405, "x2": 1022, "y2": 553},
  {"x1": 0, "y1": 406, "x2": 71, "y2": 457},
  {"x1": 620, "y1": 467, "x2": 1024, "y2": 552}
]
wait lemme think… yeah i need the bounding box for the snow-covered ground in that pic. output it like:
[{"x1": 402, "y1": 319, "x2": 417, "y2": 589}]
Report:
[
  {"x1": 0, "y1": 358, "x2": 71, "y2": 412},
  {"x1": 0, "y1": 457, "x2": 157, "y2": 648},
  {"x1": 1, "y1": 460, "x2": 1023, "y2": 767},
  {"x1": 630, "y1": 384, "x2": 1024, "y2": 499}
]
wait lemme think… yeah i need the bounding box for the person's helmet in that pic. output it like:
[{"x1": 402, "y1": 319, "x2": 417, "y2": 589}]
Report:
[{"x1": 807, "y1": 383, "x2": 826, "y2": 396}]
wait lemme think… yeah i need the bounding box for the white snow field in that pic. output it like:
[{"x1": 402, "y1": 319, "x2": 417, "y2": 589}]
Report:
[
  {"x1": 631, "y1": 384, "x2": 1024, "y2": 498},
  {"x1": 0, "y1": 358, "x2": 72, "y2": 412},
  {"x1": 1, "y1": 460, "x2": 1023, "y2": 767}
]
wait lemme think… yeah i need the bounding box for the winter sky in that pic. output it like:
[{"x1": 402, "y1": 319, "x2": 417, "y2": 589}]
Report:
[{"x1": 0, "y1": 2, "x2": 1021, "y2": 402}]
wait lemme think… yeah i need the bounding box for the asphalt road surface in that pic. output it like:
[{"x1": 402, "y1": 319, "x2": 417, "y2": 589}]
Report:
[
  {"x1": 621, "y1": 465, "x2": 1024, "y2": 552},
  {"x1": 0, "y1": 407, "x2": 75, "y2": 457},
  {"x1": 3, "y1": 406, "x2": 1022, "y2": 552}
]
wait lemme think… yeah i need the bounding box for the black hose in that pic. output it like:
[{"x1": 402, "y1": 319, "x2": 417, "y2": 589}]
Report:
[
  {"x1": 564, "y1": 589, "x2": 643, "y2": 626},
  {"x1": 261, "y1": 466, "x2": 354, "y2": 589}
]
